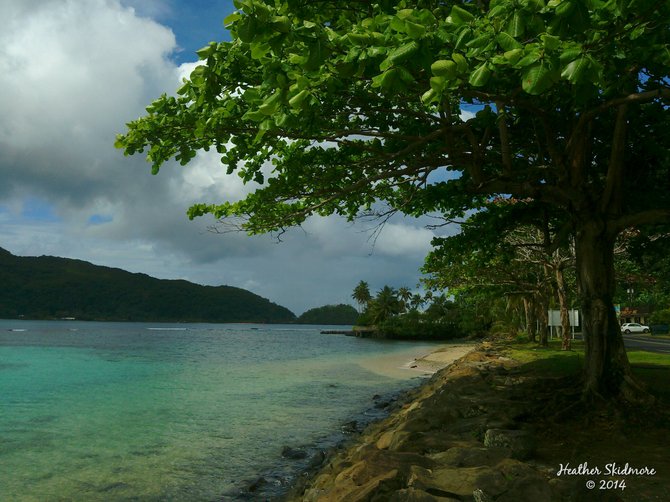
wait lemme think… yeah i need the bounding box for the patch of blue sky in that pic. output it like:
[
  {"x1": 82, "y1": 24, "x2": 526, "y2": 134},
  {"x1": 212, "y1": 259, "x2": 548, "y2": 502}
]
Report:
[
  {"x1": 20, "y1": 197, "x2": 61, "y2": 223},
  {"x1": 88, "y1": 214, "x2": 114, "y2": 226},
  {"x1": 121, "y1": 0, "x2": 235, "y2": 64}
]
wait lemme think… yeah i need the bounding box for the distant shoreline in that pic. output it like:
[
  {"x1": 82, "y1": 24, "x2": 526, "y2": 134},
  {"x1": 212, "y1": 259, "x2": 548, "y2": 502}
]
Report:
[{"x1": 356, "y1": 342, "x2": 475, "y2": 380}]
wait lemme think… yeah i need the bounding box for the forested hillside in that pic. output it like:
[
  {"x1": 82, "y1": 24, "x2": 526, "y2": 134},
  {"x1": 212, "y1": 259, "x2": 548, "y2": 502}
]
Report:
[
  {"x1": 296, "y1": 304, "x2": 359, "y2": 325},
  {"x1": 0, "y1": 248, "x2": 295, "y2": 323}
]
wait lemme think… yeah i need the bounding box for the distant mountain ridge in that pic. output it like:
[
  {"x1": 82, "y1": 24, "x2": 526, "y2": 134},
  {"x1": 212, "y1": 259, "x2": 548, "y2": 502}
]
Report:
[{"x1": 0, "y1": 248, "x2": 295, "y2": 323}]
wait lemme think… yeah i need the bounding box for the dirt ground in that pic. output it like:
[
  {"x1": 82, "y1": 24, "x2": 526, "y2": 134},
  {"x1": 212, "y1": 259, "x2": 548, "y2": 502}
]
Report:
[{"x1": 518, "y1": 371, "x2": 670, "y2": 501}]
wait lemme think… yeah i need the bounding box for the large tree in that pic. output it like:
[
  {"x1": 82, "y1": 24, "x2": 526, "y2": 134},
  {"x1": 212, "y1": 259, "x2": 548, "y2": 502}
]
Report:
[
  {"x1": 117, "y1": 0, "x2": 670, "y2": 400},
  {"x1": 352, "y1": 280, "x2": 372, "y2": 312},
  {"x1": 424, "y1": 200, "x2": 571, "y2": 346}
]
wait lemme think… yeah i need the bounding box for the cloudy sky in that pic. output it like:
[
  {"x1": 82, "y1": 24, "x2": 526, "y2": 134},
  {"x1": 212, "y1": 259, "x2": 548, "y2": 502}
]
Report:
[{"x1": 0, "y1": 0, "x2": 450, "y2": 316}]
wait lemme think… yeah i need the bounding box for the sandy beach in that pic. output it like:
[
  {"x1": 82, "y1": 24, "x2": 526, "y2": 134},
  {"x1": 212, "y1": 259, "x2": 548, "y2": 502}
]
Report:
[{"x1": 356, "y1": 342, "x2": 475, "y2": 380}]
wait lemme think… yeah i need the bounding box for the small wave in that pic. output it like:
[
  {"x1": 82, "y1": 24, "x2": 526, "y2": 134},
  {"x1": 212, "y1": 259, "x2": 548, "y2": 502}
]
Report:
[
  {"x1": 8, "y1": 329, "x2": 27, "y2": 332},
  {"x1": 146, "y1": 327, "x2": 188, "y2": 331}
]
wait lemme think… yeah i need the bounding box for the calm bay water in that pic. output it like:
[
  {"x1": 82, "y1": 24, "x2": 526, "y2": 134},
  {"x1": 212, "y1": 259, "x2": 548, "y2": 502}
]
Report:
[{"x1": 0, "y1": 320, "x2": 431, "y2": 501}]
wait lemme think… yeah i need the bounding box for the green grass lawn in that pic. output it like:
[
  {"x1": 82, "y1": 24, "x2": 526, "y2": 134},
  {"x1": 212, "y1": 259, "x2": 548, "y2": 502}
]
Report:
[{"x1": 503, "y1": 339, "x2": 670, "y2": 400}]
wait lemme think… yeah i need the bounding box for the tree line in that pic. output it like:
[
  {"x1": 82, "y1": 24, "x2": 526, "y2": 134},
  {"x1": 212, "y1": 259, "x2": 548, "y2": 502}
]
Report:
[{"x1": 351, "y1": 280, "x2": 464, "y2": 340}]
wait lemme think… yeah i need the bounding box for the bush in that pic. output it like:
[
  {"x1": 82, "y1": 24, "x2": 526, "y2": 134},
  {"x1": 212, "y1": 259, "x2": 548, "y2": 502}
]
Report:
[
  {"x1": 376, "y1": 315, "x2": 463, "y2": 340},
  {"x1": 650, "y1": 308, "x2": 670, "y2": 325}
]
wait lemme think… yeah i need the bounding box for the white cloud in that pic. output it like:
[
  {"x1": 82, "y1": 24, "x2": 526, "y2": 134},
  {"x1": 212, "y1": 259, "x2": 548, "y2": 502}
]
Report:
[
  {"x1": 373, "y1": 222, "x2": 434, "y2": 257},
  {"x1": 0, "y1": 0, "x2": 452, "y2": 314},
  {"x1": 460, "y1": 109, "x2": 476, "y2": 121}
]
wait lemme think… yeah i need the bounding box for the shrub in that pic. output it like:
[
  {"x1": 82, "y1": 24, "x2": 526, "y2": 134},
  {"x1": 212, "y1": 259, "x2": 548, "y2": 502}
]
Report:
[{"x1": 376, "y1": 315, "x2": 463, "y2": 340}]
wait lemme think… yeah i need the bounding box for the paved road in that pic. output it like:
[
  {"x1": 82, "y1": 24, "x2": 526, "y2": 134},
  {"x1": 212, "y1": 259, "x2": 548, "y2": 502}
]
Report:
[{"x1": 623, "y1": 334, "x2": 670, "y2": 354}]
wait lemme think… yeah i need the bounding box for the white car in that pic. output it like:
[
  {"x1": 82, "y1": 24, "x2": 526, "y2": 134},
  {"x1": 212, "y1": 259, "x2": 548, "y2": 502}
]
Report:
[{"x1": 621, "y1": 323, "x2": 650, "y2": 334}]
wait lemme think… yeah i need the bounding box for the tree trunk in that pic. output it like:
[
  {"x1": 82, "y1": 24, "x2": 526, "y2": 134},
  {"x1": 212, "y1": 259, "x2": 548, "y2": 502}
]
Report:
[
  {"x1": 575, "y1": 218, "x2": 643, "y2": 401},
  {"x1": 536, "y1": 293, "x2": 549, "y2": 347},
  {"x1": 522, "y1": 296, "x2": 536, "y2": 342},
  {"x1": 555, "y1": 266, "x2": 572, "y2": 351}
]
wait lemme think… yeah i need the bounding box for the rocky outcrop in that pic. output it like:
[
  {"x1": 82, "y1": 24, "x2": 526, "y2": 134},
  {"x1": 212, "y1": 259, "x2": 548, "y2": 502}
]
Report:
[{"x1": 286, "y1": 343, "x2": 576, "y2": 501}]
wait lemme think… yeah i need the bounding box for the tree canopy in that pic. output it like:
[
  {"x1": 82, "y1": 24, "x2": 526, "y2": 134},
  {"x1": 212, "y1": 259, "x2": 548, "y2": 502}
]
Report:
[{"x1": 117, "y1": 0, "x2": 670, "y2": 400}]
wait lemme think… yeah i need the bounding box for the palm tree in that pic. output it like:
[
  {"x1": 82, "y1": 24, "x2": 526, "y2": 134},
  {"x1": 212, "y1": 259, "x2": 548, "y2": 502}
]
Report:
[
  {"x1": 370, "y1": 286, "x2": 402, "y2": 324},
  {"x1": 410, "y1": 293, "x2": 425, "y2": 312},
  {"x1": 424, "y1": 294, "x2": 453, "y2": 321},
  {"x1": 351, "y1": 280, "x2": 372, "y2": 313},
  {"x1": 397, "y1": 287, "x2": 412, "y2": 313}
]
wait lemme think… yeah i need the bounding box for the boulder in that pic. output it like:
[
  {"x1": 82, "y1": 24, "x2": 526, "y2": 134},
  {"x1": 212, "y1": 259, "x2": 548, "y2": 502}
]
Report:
[
  {"x1": 389, "y1": 487, "x2": 460, "y2": 501},
  {"x1": 483, "y1": 429, "x2": 535, "y2": 460},
  {"x1": 429, "y1": 446, "x2": 510, "y2": 467},
  {"x1": 494, "y1": 459, "x2": 553, "y2": 502},
  {"x1": 341, "y1": 420, "x2": 358, "y2": 433},
  {"x1": 408, "y1": 465, "x2": 508, "y2": 499},
  {"x1": 282, "y1": 446, "x2": 308, "y2": 459}
]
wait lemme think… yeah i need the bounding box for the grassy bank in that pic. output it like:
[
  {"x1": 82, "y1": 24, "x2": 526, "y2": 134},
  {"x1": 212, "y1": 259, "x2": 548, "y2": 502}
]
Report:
[{"x1": 501, "y1": 339, "x2": 670, "y2": 401}]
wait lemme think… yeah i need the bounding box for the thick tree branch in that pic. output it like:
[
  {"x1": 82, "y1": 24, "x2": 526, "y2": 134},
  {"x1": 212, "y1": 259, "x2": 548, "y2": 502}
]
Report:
[
  {"x1": 568, "y1": 88, "x2": 670, "y2": 153},
  {"x1": 614, "y1": 209, "x2": 670, "y2": 233},
  {"x1": 496, "y1": 101, "x2": 513, "y2": 176},
  {"x1": 601, "y1": 104, "x2": 628, "y2": 215},
  {"x1": 471, "y1": 179, "x2": 572, "y2": 207}
]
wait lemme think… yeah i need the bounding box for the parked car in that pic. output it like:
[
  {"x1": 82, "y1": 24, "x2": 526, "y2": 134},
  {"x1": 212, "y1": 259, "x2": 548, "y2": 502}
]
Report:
[{"x1": 621, "y1": 322, "x2": 650, "y2": 334}]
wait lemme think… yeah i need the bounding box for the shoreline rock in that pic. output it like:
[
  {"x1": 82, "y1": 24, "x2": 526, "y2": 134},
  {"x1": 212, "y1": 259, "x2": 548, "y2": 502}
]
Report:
[{"x1": 283, "y1": 342, "x2": 571, "y2": 501}]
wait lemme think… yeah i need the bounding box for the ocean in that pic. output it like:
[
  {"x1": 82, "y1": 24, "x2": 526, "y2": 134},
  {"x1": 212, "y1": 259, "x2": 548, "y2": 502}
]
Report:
[{"x1": 0, "y1": 320, "x2": 436, "y2": 501}]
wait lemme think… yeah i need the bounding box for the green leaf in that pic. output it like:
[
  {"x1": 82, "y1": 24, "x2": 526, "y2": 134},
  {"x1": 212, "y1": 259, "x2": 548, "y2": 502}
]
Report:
[
  {"x1": 258, "y1": 92, "x2": 282, "y2": 115},
  {"x1": 404, "y1": 20, "x2": 427, "y2": 39},
  {"x1": 431, "y1": 60, "x2": 458, "y2": 79},
  {"x1": 555, "y1": 0, "x2": 575, "y2": 17},
  {"x1": 541, "y1": 34, "x2": 561, "y2": 51},
  {"x1": 251, "y1": 43, "x2": 270, "y2": 60},
  {"x1": 450, "y1": 5, "x2": 475, "y2": 25},
  {"x1": 466, "y1": 33, "x2": 491, "y2": 49},
  {"x1": 421, "y1": 88, "x2": 438, "y2": 104},
  {"x1": 526, "y1": 0, "x2": 546, "y2": 12},
  {"x1": 452, "y1": 53, "x2": 468, "y2": 72},
  {"x1": 372, "y1": 68, "x2": 400, "y2": 90},
  {"x1": 516, "y1": 49, "x2": 541, "y2": 67},
  {"x1": 236, "y1": 17, "x2": 257, "y2": 43},
  {"x1": 507, "y1": 12, "x2": 526, "y2": 37},
  {"x1": 396, "y1": 66, "x2": 415, "y2": 84},
  {"x1": 497, "y1": 32, "x2": 522, "y2": 51},
  {"x1": 388, "y1": 41, "x2": 420, "y2": 63},
  {"x1": 561, "y1": 56, "x2": 601, "y2": 83},
  {"x1": 503, "y1": 49, "x2": 523, "y2": 65},
  {"x1": 488, "y1": 4, "x2": 508, "y2": 18},
  {"x1": 303, "y1": 39, "x2": 328, "y2": 71},
  {"x1": 559, "y1": 46, "x2": 582, "y2": 63},
  {"x1": 454, "y1": 28, "x2": 472, "y2": 51},
  {"x1": 429, "y1": 75, "x2": 447, "y2": 92},
  {"x1": 223, "y1": 11, "x2": 242, "y2": 27},
  {"x1": 469, "y1": 64, "x2": 491, "y2": 87},
  {"x1": 390, "y1": 16, "x2": 406, "y2": 33},
  {"x1": 195, "y1": 44, "x2": 215, "y2": 59},
  {"x1": 242, "y1": 109, "x2": 265, "y2": 122},
  {"x1": 347, "y1": 32, "x2": 372, "y2": 46},
  {"x1": 271, "y1": 15, "x2": 291, "y2": 33},
  {"x1": 288, "y1": 89, "x2": 310, "y2": 109},
  {"x1": 288, "y1": 53, "x2": 307, "y2": 65},
  {"x1": 522, "y1": 61, "x2": 559, "y2": 94}
]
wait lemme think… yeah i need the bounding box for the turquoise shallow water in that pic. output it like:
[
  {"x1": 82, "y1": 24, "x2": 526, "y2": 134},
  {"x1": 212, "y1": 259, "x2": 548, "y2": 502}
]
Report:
[{"x1": 0, "y1": 320, "x2": 431, "y2": 501}]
